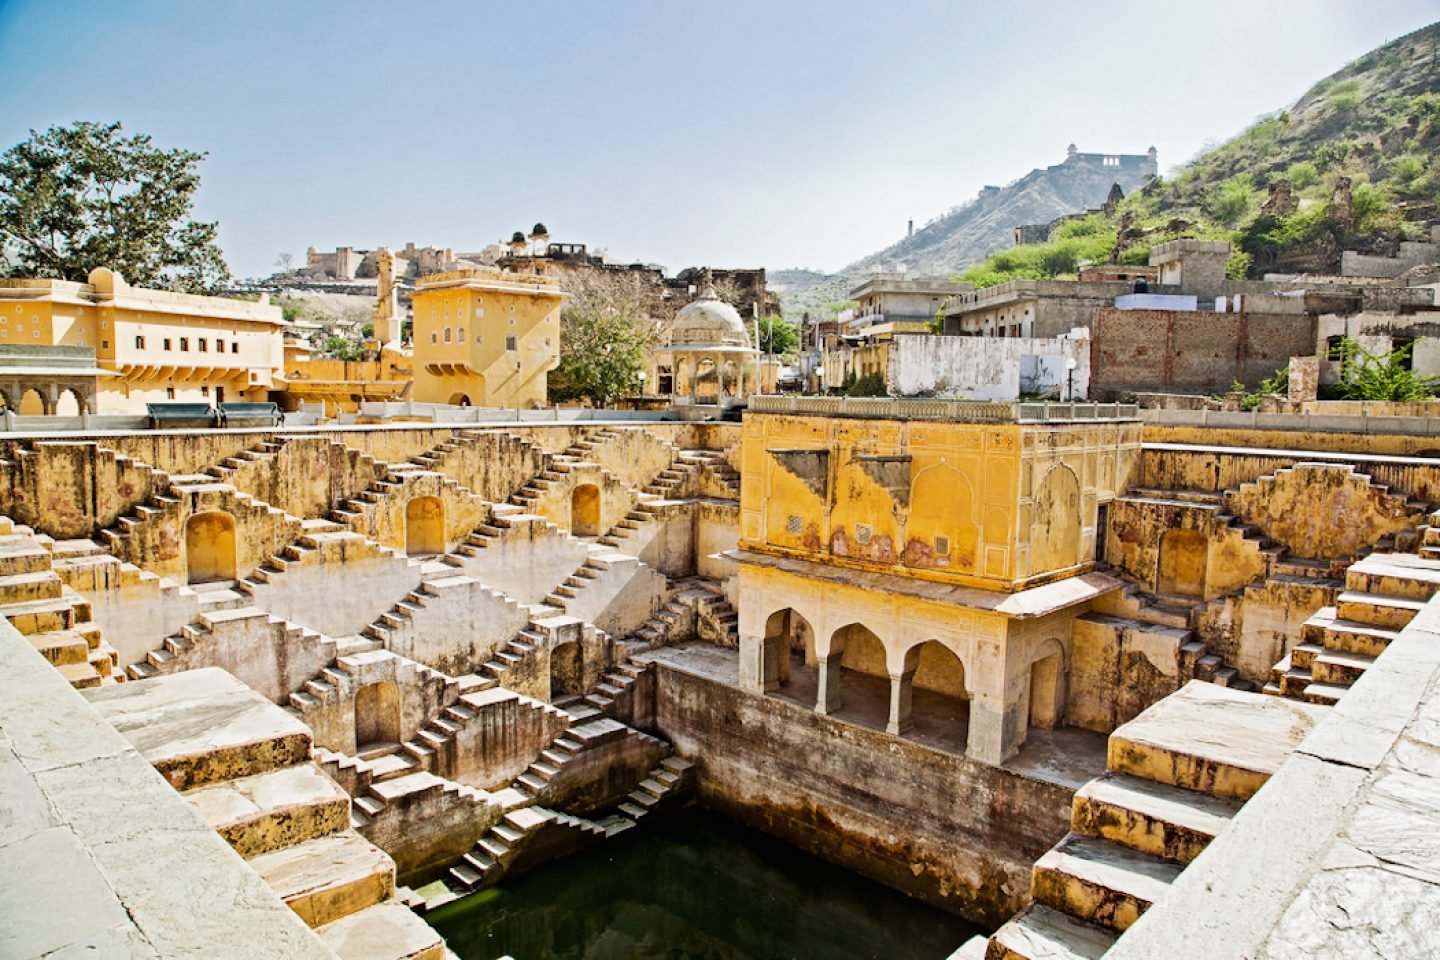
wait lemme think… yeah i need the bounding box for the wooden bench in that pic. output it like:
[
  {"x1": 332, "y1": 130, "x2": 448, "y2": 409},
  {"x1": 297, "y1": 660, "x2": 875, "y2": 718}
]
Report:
[
  {"x1": 218, "y1": 401, "x2": 284, "y2": 427},
  {"x1": 146, "y1": 403, "x2": 217, "y2": 430}
]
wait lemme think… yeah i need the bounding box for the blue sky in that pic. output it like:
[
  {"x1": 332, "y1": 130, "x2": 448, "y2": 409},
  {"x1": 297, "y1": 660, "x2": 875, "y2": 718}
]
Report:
[{"x1": 1, "y1": 1, "x2": 1437, "y2": 279}]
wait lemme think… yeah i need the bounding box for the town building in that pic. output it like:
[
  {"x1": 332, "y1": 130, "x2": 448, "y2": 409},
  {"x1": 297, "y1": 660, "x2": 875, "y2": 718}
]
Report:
[
  {"x1": 409, "y1": 268, "x2": 566, "y2": 408},
  {"x1": 821, "y1": 273, "x2": 972, "y2": 390},
  {"x1": 0, "y1": 267, "x2": 286, "y2": 413}
]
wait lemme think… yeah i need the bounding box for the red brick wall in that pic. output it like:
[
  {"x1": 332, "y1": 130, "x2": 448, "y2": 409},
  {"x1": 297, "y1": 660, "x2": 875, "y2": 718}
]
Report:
[{"x1": 1091, "y1": 308, "x2": 1315, "y2": 397}]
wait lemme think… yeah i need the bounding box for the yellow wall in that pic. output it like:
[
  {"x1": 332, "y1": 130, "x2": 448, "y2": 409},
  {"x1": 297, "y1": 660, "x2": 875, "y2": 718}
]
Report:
[
  {"x1": 0, "y1": 272, "x2": 286, "y2": 413},
  {"x1": 740, "y1": 411, "x2": 1140, "y2": 590},
  {"x1": 411, "y1": 271, "x2": 563, "y2": 408}
]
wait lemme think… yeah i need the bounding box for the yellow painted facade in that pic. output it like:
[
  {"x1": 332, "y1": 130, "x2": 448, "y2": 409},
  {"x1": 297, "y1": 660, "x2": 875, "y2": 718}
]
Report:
[
  {"x1": 411, "y1": 270, "x2": 565, "y2": 408},
  {"x1": 734, "y1": 403, "x2": 1142, "y2": 763},
  {"x1": 739, "y1": 410, "x2": 1141, "y2": 590},
  {"x1": 0, "y1": 268, "x2": 285, "y2": 413}
]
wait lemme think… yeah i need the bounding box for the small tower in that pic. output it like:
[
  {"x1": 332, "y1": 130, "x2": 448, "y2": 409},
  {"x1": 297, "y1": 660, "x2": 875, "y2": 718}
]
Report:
[
  {"x1": 1066, "y1": 143, "x2": 1078, "y2": 160},
  {"x1": 373, "y1": 247, "x2": 400, "y2": 346},
  {"x1": 528, "y1": 222, "x2": 550, "y2": 257}
]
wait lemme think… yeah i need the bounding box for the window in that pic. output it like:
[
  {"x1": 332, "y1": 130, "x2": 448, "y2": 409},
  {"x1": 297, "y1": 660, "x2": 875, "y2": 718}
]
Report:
[
  {"x1": 505, "y1": 335, "x2": 518, "y2": 352},
  {"x1": 198, "y1": 338, "x2": 208, "y2": 352},
  {"x1": 431, "y1": 332, "x2": 438, "y2": 344},
  {"x1": 231, "y1": 342, "x2": 239, "y2": 354},
  {"x1": 1326, "y1": 335, "x2": 1345, "y2": 360},
  {"x1": 163, "y1": 338, "x2": 172, "y2": 351},
  {"x1": 200, "y1": 386, "x2": 210, "y2": 396},
  {"x1": 457, "y1": 327, "x2": 464, "y2": 340},
  {"x1": 443, "y1": 327, "x2": 451, "y2": 343},
  {"x1": 134, "y1": 335, "x2": 145, "y2": 349},
  {"x1": 475, "y1": 335, "x2": 482, "y2": 345},
  {"x1": 180, "y1": 338, "x2": 189, "y2": 351},
  {"x1": 1393, "y1": 337, "x2": 1416, "y2": 371},
  {"x1": 100, "y1": 338, "x2": 107, "y2": 347},
  {"x1": 165, "y1": 387, "x2": 175, "y2": 399}
]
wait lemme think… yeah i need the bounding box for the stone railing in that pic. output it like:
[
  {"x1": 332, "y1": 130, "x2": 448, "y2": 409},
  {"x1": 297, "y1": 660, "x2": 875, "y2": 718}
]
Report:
[
  {"x1": 748, "y1": 395, "x2": 1138, "y2": 423},
  {"x1": 1141, "y1": 406, "x2": 1440, "y2": 436}
]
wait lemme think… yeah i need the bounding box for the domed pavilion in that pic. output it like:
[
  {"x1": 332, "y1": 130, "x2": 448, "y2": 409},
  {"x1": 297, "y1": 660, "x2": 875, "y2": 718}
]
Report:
[{"x1": 657, "y1": 284, "x2": 761, "y2": 410}]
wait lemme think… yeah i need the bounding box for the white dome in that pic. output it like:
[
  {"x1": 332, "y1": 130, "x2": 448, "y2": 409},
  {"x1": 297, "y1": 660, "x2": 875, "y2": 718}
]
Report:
[{"x1": 671, "y1": 287, "x2": 751, "y2": 348}]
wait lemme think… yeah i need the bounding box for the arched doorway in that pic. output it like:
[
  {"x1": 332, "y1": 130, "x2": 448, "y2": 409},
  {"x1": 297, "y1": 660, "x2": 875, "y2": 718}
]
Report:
[
  {"x1": 551, "y1": 641, "x2": 583, "y2": 699},
  {"x1": 449, "y1": 393, "x2": 471, "y2": 406},
  {"x1": 1028, "y1": 647, "x2": 1065, "y2": 731},
  {"x1": 405, "y1": 496, "x2": 445, "y2": 555},
  {"x1": 185, "y1": 511, "x2": 237, "y2": 584},
  {"x1": 892, "y1": 639, "x2": 970, "y2": 746},
  {"x1": 1157, "y1": 529, "x2": 1207, "y2": 598},
  {"x1": 571, "y1": 484, "x2": 600, "y2": 537},
  {"x1": 354, "y1": 681, "x2": 401, "y2": 748},
  {"x1": 54, "y1": 389, "x2": 80, "y2": 417},
  {"x1": 1032, "y1": 465, "x2": 1081, "y2": 574},
  {"x1": 760, "y1": 607, "x2": 814, "y2": 694},
  {"x1": 17, "y1": 388, "x2": 46, "y2": 416}
]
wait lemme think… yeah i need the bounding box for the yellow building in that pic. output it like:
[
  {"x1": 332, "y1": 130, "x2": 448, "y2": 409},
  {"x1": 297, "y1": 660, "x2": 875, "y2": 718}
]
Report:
[
  {"x1": 734, "y1": 395, "x2": 1141, "y2": 764},
  {"x1": 0, "y1": 268, "x2": 285, "y2": 413},
  {"x1": 411, "y1": 269, "x2": 565, "y2": 408}
]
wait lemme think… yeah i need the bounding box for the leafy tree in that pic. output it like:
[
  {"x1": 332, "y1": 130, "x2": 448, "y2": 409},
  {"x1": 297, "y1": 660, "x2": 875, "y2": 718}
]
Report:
[
  {"x1": 322, "y1": 336, "x2": 361, "y2": 362},
  {"x1": 756, "y1": 315, "x2": 798, "y2": 357},
  {"x1": 1334, "y1": 337, "x2": 1439, "y2": 402},
  {"x1": 0, "y1": 121, "x2": 231, "y2": 292},
  {"x1": 549, "y1": 305, "x2": 650, "y2": 407}
]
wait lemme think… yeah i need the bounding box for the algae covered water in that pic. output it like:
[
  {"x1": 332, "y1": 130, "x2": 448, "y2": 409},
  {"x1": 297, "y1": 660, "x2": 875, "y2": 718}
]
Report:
[{"x1": 427, "y1": 808, "x2": 982, "y2": 960}]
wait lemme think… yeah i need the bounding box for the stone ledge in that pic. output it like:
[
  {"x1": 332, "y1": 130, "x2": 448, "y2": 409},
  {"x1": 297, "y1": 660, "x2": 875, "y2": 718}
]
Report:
[{"x1": 0, "y1": 620, "x2": 335, "y2": 959}]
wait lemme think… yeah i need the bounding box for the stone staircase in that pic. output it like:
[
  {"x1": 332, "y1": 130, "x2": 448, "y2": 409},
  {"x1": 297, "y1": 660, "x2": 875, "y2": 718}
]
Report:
[
  {"x1": 1412, "y1": 503, "x2": 1440, "y2": 560},
  {"x1": 446, "y1": 804, "x2": 609, "y2": 893},
  {"x1": 616, "y1": 755, "x2": 696, "y2": 822},
  {"x1": 202, "y1": 439, "x2": 289, "y2": 484},
  {"x1": 328, "y1": 465, "x2": 484, "y2": 552},
  {"x1": 541, "y1": 545, "x2": 668, "y2": 630},
  {"x1": 400, "y1": 685, "x2": 570, "y2": 777},
  {"x1": 981, "y1": 681, "x2": 1326, "y2": 960},
  {"x1": 680, "y1": 449, "x2": 741, "y2": 498},
  {"x1": 97, "y1": 471, "x2": 305, "y2": 580},
  {"x1": 694, "y1": 589, "x2": 740, "y2": 647},
  {"x1": 504, "y1": 716, "x2": 668, "y2": 803},
  {"x1": 357, "y1": 569, "x2": 531, "y2": 673},
  {"x1": 316, "y1": 747, "x2": 493, "y2": 833},
  {"x1": 0, "y1": 519, "x2": 121, "y2": 689},
  {"x1": 552, "y1": 659, "x2": 648, "y2": 723},
  {"x1": 87, "y1": 667, "x2": 445, "y2": 960},
  {"x1": 1266, "y1": 552, "x2": 1440, "y2": 705},
  {"x1": 123, "y1": 604, "x2": 336, "y2": 702},
  {"x1": 596, "y1": 501, "x2": 664, "y2": 550}
]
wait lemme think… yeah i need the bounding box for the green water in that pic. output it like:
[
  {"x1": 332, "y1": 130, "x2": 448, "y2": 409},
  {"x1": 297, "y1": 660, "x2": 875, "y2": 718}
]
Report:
[{"x1": 427, "y1": 808, "x2": 982, "y2": 960}]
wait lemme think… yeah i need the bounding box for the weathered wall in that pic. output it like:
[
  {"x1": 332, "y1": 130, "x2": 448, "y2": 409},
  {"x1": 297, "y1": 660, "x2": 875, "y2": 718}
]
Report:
[
  {"x1": 696, "y1": 500, "x2": 739, "y2": 581},
  {"x1": 1090, "y1": 308, "x2": 1316, "y2": 398},
  {"x1": 1143, "y1": 422, "x2": 1440, "y2": 460},
  {"x1": 52, "y1": 556, "x2": 202, "y2": 668},
  {"x1": 449, "y1": 517, "x2": 590, "y2": 605},
  {"x1": 1224, "y1": 463, "x2": 1421, "y2": 560},
  {"x1": 440, "y1": 431, "x2": 547, "y2": 502},
  {"x1": 378, "y1": 575, "x2": 532, "y2": 677},
  {"x1": 1105, "y1": 498, "x2": 1268, "y2": 600},
  {"x1": 1141, "y1": 444, "x2": 1440, "y2": 506},
  {"x1": 426, "y1": 687, "x2": 571, "y2": 791},
  {"x1": 886, "y1": 334, "x2": 1090, "y2": 401},
  {"x1": 0, "y1": 441, "x2": 168, "y2": 539},
  {"x1": 523, "y1": 462, "x2": 636, "y2": 538},
  {"x1": 222, "y1": 437, "x2": 387, "y2": 521},
  {"x1": 652, "y1": 664, "x2": 1073, "y2": 927},
  {"x1": 337, "y1": 470, "x2": 489, "y2": 554}
]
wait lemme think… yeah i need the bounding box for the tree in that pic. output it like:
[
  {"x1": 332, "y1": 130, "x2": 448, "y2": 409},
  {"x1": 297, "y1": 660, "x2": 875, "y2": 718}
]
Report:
[
  {"x1": 322, "y1": 336, "x2": 361, "y2": 362},
  {"x1": 756, "y1": 315, "x2": 799, "y2": 357},
  {"x1": 1334, "y1": 337, "x2": 1439, "y2": 402},
  {"x1": 549, "y1": 271, "x2": 657, "y2": 407},
  {"x1": 550, "y1": 305, "x2": 650, "y2": 407},
  {"x1": 275, "y1": 252, "x2": 294, "y2": 273},
  {"x1": 0, "y1": 121, "x2": 230, "y2": 292}
]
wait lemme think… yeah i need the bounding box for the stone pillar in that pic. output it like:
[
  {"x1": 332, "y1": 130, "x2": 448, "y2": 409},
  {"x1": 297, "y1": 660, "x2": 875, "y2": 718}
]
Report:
[
  {"x1": 816, "y1": 655, "x2": 843, "y2": 714},
  {"x1": 1288, "y1": 355, "x2": 1319, "y2": 405},
  {"x1": 689, "y1": 355, "x2": 699, "y2": 404},
  {"x1": 886, "y1": 668, "x2": 915, "y2": 735}
]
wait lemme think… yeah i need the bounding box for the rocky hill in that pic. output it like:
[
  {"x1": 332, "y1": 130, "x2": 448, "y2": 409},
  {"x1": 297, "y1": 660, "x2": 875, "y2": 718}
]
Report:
[
  {"x1": 964, "y1": 19, "x2": 1440, "y2": 284},
  {"x1": 777, "y1": 148, "x2": 1157, "y2": 317}
]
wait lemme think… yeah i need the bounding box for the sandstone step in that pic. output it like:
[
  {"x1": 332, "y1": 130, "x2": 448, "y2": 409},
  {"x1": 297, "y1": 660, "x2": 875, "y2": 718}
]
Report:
[
  {"x1": 0, "y1": 593, "x2": 83, "y2": 634},
  {"x1": 314, "y1": 899, "x2": 445, "y2": 960},
  {"x1": 1107, "y1": 680, "x2": 1326, "y2": 802},
  {"x1": 1302, "y1": 682, "x2": 1346, "y2": 706},
  {"x1": 985, "y1": 903, "x2": 1118, "y2": 960},
  {"x1": 1344, "y1": 552, "x2": 1440, "y2": 601},
  {"x1": 948, "y1": 936, "x2": 989, "y2": 960},
  {"x1": 1070, "y1": 772, "x2": 1240, "y2": 865},
  {"x1": 56, "y1": 660, "x2": 101, "y2": 688},
  {"x1": 1311, "y1": 649, "x2": 1376, "y2": 688},
  {"x1": 1031, "y1": 832, "x2": 1182, "y2": 932},
  {"x1": 183, "y1": 762, "x2": 351, "y2": 858},
  {"x1": 1303, "y1": 607, "x2": 1403, "y2": 657},
  {"x1": 26, "y1": 628, "x2": 90, "y2": 666},
  {"x1": 0, "y1": 536, "x2": 54, "y2": 576},
  {"x1": 1335, "y1": 590, "x2": 1426, "y2": 629},
  {"x1": 0, "y1": 569, "x2": 63, "y2": 604},
  {"x1": 248, "y1": 830, "x2": 395, "y2": 928}
]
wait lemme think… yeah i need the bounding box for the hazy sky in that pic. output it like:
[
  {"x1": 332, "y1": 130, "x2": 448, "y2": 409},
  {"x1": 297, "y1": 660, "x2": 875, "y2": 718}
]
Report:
[{"x1": 1, "y1": 1, "x2": 1437, "y2": 279}]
